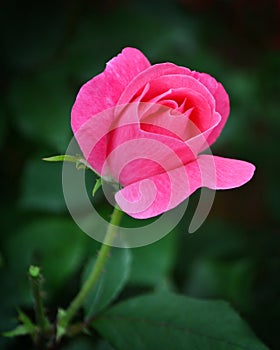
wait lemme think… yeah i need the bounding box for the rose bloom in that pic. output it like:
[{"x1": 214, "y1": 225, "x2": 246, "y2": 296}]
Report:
[{"x1": 71, "y1": 48, "x2": 255, "y2": 219}]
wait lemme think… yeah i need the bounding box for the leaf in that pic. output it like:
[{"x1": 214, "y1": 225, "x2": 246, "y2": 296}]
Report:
[
  {"x1": 60, "y1": 338, "x2": 97, "y2": 350},
  {"x1": 3, "y1": 309, "x2": 37, "y2": 339},
  {"x1": 82, "y1": 247, "x2": 131, "y2": 318},
  {"x1": 20, "y1": 158, "x2": 66, "y2": 213},
  {"x1": 17, "y1": 309, "x2": 36, "y2": 331},
  {"x1": 3, "y1": 325, "x2": 32, "y2": 338},
  {"x1": 95, "y1": 339, "x2": 115, "y2": 350},
  {"x1": 92, "y1": 293, "x2": 269, "y2": 350},
  {"x1": 128, "y1": 230, "x2": 177, "y2": 289},
  {"x1": 186, "y1": 258, "x2": 255, "y2": 310}
]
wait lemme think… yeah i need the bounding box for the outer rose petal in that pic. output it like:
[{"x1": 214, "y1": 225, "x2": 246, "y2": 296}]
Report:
[
  {"x1": 115, "y1": 165, "x2": 191, "y2": 218},
  {"x1": 71, "y1": 47, "x2": 150, "y2": 132},
  {"x1": 196, "y1": 155, "x2": 255, "y2": 189},
  {"x1": 191, "y1": 72, "x2": 230, "y2": 146},
  {"x1": 115, "y1": 155, "x2": 255, "y2": 219},
  {"x1": 207, "y1": 82, "x2": 230, "y2": 145}
]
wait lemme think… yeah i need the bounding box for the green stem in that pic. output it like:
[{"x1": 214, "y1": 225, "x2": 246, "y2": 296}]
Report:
[
  {"x1": 57, "y1": 206, "x2": 123, "y2": 338},
  {"x1": 28, "y1": 266, "x2": 51, "y2": 333}
]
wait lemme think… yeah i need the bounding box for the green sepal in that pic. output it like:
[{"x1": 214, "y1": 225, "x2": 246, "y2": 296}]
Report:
[
  {"x1": 56, "y1": 308, "x2": 67, "y2": 341},
  {"x1": 42, "y1": 155, "x2": 79, "y2": 163},
  {"x1": 43, "y1": 154, "x2": 98, "y2": 174},
  {"x1": 92, "y1": 178, "x2": 102, "y2": 197}
]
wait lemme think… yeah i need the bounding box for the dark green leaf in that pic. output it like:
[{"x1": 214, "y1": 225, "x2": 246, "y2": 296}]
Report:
[
  {"x1": 82, "y1": 247, "x2": 131, "y2": 318},
  {"x1": 60, "y1": 337, "x2": 96, "y2": 350},
  {"x1": 93, "y1": 293, "x2": 269, "y2": 350},
  {"x1": 187, "y1": 258, "x2": 255, "y2": 309},
  {"x1": 19, "y1": 159, "x2": 66, "y2": 213},
  {"x1": 128, "y1": 231, "x2": 177, "y2": 289},
  {"x1": 95, "y1": 339, "x2": 116, "y2": 350}
]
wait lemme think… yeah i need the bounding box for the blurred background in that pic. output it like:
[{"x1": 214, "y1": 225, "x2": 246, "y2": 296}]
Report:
[{"x1": 1, "y1": 0, "x2": 279, "y2": 349}]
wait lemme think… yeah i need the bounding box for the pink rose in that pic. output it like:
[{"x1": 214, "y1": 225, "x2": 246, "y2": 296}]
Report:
[{"x1": 71, "y1": 47, "x2": 255, "y2": 219}]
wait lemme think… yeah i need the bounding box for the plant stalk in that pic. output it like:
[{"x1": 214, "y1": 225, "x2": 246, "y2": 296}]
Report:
[
  {"x1": 29, "y1": 266, "x2": 51, "y2": 333},
  {"x1": 57, "y1": 206, "x2": 123, "y2": 338}
]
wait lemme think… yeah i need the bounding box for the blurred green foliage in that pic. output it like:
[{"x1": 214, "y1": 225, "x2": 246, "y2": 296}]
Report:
[{"x1": 0, "y1": 0, "x2": 279, "y2": 349}]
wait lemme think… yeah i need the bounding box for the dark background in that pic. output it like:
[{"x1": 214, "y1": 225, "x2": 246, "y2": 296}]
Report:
[{"x1": 1, "y1": 0, "x2": 280, "y2": 349}]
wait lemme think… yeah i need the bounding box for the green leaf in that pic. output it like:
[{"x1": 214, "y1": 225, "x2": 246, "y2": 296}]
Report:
[
  {"x1": 128, "y1": 230, "x2": 177, "y2": 289},
  {"x1": 20, "y1": 158, "x2": 66, "y2": 213},
  {"x1": 82, "y1": 247, "x2": 131, "y2": 318},
  {"x1": 17, "y1": 309, "x2": 36, "y2": 331},
  {"x1": 3, "y1": 325, "x2": 32, "y2": 338},
  {"x1": 93, "y1": 293, "x2": 269, "y2": 350},
  {"x1": 60, "y1": 338, "x2": 97, "y2": 350},
  {"x1": 187, "y1": 258, "x2": 255, "y2": 310},
  {"x1": 95, "y1": 339, "x2": 115, "y2": 350},
  {"x1": 3, "y1": 309, "x2": 37, "y2": 338}
]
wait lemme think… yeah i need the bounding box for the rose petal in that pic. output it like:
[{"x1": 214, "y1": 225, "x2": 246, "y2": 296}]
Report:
[
  {"x1": 191, "y1": 72, "x2": 230, "y2": 146},
  {"x1": 144, "y1": 74, "x2": 216, "y2": 132},
  {"x1": 139, "y1": 101, "x2": 194, "y2": 140},
  {"x1": 196, "y1": 155, "x2": 256, "y2": 189},
  {"x1": 115, "y1": 155, "x2": 255, "y2": 219},
  {"x1": 103, "y1": 117, "x2": 196, "y2": 186},
  {"x1": 71, "y1": 47, "x2": 150, "y2": 132},
  {"x1": 118, "y1": 63, "x2": 192, "y2": 104},
  {"x1": 186, "y1": 112, "x2": 221, "y2": 155},
  {"x1": 115, "y1": 164, "x2": 191, "y2": 218}
]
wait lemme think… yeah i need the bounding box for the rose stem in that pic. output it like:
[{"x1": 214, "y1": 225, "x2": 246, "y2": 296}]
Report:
[{"x1": 56, "y1": 205, "x2": 123, "y2": 339}]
